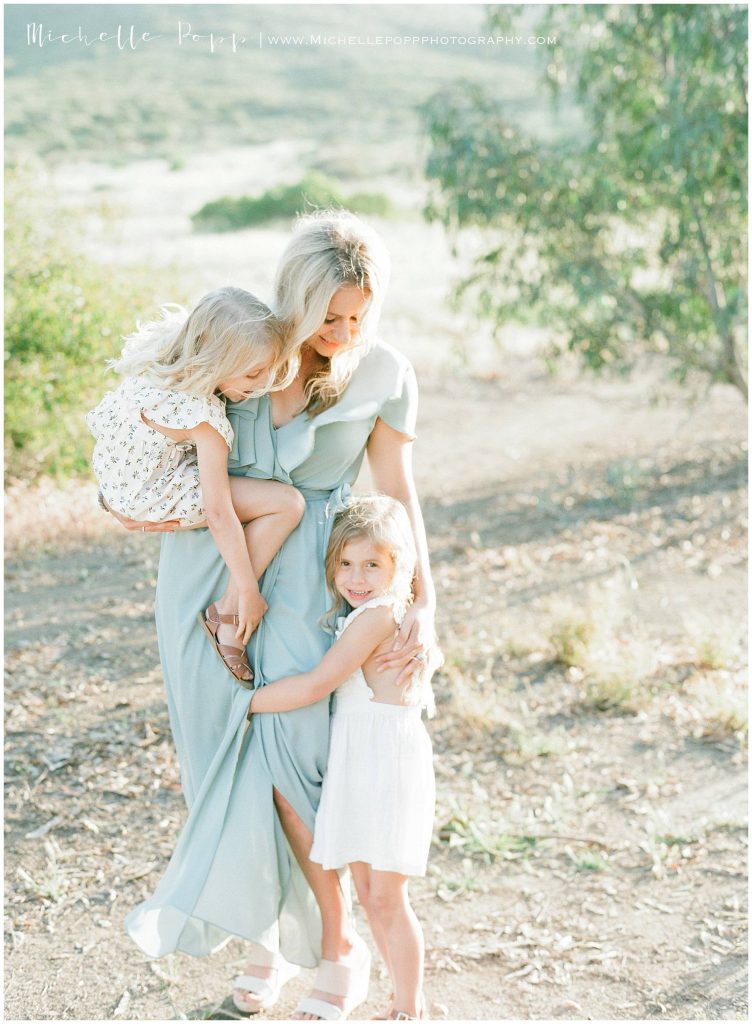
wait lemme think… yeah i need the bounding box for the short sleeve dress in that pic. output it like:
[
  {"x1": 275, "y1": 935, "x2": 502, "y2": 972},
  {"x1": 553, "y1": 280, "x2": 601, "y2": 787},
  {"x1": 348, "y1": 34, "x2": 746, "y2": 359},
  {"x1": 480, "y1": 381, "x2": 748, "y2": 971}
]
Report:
[
  {"x1": 125, "y1": 341, "x2": 418, "y2": 968},
  {"x1": 85, "y1": 377, "x2": 234, "y2": 526}
]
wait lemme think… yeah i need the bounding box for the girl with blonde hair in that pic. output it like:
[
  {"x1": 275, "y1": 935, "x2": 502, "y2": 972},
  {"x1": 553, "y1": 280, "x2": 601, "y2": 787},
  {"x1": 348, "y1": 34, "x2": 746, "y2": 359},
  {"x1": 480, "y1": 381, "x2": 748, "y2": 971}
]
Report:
[
  {"x1": 249, "y1": 495, "x2": 436, "y2": 1020},
  {"x1": 120, "y1": 213, "x2": 438, "y2": 1020},
  {"x1": 87, "y1": 287, "x2": 304, "y2": 682}
]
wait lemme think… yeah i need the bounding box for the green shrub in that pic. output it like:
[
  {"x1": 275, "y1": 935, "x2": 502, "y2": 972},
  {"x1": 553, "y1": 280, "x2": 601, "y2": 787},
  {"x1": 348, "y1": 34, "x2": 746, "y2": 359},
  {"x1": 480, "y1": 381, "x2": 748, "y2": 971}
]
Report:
[
  {"x1": 346, "y1": 191, "x2": 394, "y2": 217},
  {"x1": 192, "y1": 171, "x2": 393, "y2": 231},
  {"x1": 4, "y1": 169, "x2": 174, "y2": 482}
]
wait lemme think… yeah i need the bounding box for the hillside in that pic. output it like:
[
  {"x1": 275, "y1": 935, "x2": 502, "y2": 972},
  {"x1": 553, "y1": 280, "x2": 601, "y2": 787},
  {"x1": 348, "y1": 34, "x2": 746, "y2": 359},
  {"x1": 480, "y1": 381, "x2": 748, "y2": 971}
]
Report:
[{"x1": 5, "y1": 4, "x2": 575, "y2": 170}]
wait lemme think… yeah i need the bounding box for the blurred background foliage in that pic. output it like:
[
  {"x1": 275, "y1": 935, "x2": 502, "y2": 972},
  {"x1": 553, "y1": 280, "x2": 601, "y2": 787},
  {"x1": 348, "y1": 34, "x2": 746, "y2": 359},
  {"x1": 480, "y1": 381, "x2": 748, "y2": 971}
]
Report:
[
  {"x1": 6, "y1": 3, "x2": 558, "y2": 483},
  {"x1": 4, "y1": 4, "x2": 748, "y2": 484},
  {"x1": 424, "y1": 4, "x2": 748, "y2": 398},
  {"x1": 4, "y1": 168, "x2": 179, "y2": 480},
  {"x1": 191, "y1": 171, "x2": 394, "y2": 231}
]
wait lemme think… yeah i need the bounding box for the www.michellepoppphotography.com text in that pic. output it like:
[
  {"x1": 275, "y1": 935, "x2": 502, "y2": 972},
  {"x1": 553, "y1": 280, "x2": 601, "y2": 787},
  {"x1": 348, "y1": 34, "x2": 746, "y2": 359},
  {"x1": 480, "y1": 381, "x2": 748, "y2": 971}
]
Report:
[{"x1": 26, "y1": 20, "x2": 556, "y2": 53}]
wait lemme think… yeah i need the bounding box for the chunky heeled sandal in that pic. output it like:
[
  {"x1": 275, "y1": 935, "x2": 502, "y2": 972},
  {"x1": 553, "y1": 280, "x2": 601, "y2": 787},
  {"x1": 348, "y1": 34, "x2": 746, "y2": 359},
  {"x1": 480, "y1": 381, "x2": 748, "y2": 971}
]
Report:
[
  {"x1": 232, "y1": 951, "x2": 300, "y2": 1014},
  {"x1": 293, "y1": 934, "x2": 371, "y2": 1020},
  {"x1": 198, "y1": 603, "x2": 254, "y2": 687}
]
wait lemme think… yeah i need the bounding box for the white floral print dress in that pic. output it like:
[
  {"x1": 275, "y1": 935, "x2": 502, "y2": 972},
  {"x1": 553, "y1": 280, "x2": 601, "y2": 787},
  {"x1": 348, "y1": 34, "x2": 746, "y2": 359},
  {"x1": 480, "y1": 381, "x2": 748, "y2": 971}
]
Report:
[{"x1": 85, "y1": 376, "x2": 234, "y2": 526}]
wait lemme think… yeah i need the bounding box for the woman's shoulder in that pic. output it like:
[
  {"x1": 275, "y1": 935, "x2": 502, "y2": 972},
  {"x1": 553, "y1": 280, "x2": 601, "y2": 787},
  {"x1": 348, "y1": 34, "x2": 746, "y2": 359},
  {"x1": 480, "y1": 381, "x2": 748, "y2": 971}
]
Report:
[
  {"x1": 351, "y1": 341, "x2": 418, "y2": 437},
  {"x1": 357, "y1": 339, "x2": 414, "y2": 380},
  {"x1": 350, "y1": 340, "x2": 417, "y2": 409}
]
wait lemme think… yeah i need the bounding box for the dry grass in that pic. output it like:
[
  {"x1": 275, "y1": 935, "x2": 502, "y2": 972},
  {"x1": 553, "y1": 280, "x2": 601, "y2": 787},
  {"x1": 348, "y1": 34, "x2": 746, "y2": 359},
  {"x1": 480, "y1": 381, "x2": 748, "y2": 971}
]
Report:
[
  {"x1": 683, "y1": 671, "x2": 748, "y2": 742},
  {"x1": 544, "y1": 589, "x2": 661, "y2": 714},
  {"x1": 549, "y1": 608, "x2": 597, "y2": 669},
  {"x1": 581, "y1": 670, "x2": 643, "y2": 714},
  {"x1": 441, "y1": 661, "x2": 520, "y2": 736},
  {"x1": 4, "y1": 375, "x2": 748, "y2": 1020},
  {"x1": 5, "y1": 478, "x2": 117, "y2": 556},
  {"x1": 692, "y1": 628, "x2": 744, "y2": 671}
]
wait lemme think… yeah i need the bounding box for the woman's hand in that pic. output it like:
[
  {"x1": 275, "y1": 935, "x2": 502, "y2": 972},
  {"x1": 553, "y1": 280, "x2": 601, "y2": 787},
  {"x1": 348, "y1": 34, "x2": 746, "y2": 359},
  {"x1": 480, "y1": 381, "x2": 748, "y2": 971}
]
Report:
[
  {"x1": 106, "y1": 505, "x2": 180, "y2": 533},
  {"x1": 374, "y1": 601, "x2": 438, "y2": 686}
]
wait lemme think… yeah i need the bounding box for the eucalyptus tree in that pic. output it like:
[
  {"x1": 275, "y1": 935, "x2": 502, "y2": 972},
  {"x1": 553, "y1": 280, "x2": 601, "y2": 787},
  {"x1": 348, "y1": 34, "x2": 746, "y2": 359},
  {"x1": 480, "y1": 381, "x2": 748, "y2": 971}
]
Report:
[{"x1": 424, "y1": 4, "x2": 748, "y2": 398}]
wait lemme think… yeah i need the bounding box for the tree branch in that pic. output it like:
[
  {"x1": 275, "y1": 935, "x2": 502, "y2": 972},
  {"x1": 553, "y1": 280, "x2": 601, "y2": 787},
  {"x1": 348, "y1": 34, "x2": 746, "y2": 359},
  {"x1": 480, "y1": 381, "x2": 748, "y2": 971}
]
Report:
[{"x1": 688, "y1": 198, "x2": 748, "y2": 398}]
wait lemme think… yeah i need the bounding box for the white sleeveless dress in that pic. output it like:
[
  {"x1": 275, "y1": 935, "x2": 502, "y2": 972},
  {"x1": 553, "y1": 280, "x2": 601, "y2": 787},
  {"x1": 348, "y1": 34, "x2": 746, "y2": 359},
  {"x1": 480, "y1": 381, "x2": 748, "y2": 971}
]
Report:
[
  {"x1": 85, "y1": 376, "x2": 234, "y2": 526},
  {"x1": 309, "y1": 594, "x2": 436, "y2": 877}
]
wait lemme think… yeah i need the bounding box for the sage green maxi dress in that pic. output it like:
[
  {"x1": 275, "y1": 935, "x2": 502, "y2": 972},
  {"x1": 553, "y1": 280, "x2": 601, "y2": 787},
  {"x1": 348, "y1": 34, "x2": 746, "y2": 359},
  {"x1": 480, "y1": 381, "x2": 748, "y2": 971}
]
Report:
[{"x1": 125, "y1": 341, "x2": 418, "y2": 969}]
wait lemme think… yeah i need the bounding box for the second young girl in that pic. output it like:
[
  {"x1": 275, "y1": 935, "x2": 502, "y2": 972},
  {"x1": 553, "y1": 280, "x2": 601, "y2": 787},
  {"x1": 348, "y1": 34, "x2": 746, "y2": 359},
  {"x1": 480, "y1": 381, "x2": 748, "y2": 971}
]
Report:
[
  {"x1": 86, "y1": 287, "x2": 304, "y2": 684},
  {"x1": 246, "y1": 495, "x2": 437, "y2": 1020}
]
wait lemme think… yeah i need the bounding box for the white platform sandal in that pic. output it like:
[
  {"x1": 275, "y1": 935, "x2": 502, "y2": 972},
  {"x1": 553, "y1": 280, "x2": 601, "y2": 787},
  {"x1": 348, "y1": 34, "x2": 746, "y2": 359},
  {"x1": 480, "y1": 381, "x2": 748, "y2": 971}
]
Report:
[
  {"x1": 232, "y1": 948, "x2": 300, "y2": 1014},
  {"x1": 293, "y1": 934, "x2": 371, "y2": 1020}
]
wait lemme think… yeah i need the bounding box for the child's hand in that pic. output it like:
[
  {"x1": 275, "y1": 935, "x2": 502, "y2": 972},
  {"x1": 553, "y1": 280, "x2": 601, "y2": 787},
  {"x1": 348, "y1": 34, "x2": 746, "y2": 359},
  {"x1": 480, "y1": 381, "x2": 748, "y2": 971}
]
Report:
[{"x1": 237, "y1": 588, "x2": 268, "y2": 645}]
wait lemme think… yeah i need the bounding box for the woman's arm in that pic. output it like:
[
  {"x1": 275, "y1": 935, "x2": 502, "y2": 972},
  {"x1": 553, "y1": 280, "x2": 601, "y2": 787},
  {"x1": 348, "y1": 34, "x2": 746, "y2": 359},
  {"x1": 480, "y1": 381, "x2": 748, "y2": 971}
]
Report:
[
  {"x1": 366, "y1": 417, "x2": 437, "y2": 677},
  {"x1": 105, "y1": 503, "x2": 180, "y2": 532},
  {"x1": 251, "y1": 605, "x2": 395, "y2": 713},
  {"x1": 193, "y1": 423, "x2": 265, "y2": 642}
]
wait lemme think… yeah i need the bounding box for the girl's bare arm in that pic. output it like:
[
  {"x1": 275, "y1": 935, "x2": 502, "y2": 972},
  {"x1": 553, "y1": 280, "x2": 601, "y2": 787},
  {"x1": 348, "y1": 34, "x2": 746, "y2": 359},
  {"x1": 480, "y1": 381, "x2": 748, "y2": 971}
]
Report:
[
  {"x1": 193, "y1": 423, "x2": 264, "y2": 640},
  {"x1": 250, "y1": 605, "x2": 395, "y2": 713}
]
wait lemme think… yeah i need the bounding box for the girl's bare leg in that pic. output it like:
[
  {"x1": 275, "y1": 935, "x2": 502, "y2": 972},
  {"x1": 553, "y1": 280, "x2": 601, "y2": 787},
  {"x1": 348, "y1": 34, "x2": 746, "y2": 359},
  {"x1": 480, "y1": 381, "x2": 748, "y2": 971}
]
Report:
[
  {"x1": 271, "y1": 788, "x2": 355, "y2": 1019},
  {"x1": 351, "y1": 862, "x2": 395, "y2": 1010},
  {"x1": 213, "y1": 479, "x2": 305, "y2": 647},
  {"x1": 230, "y1": 477, "x2": 306, "y2": 577},
  {"x1": 363, "y1": 871, "x2": 423, "y2": 1018}
]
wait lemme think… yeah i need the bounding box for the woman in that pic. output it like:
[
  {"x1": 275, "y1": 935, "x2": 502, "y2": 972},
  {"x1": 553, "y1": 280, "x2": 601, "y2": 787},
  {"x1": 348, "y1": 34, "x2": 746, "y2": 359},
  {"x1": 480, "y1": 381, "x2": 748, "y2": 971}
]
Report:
[{"x1": 120, "y1": 212, "x2": 437, "y2": 1019}]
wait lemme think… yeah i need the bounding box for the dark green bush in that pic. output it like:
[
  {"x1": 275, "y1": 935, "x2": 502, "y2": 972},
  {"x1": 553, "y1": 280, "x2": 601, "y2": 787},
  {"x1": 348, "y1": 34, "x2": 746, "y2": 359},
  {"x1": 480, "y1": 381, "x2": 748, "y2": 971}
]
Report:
[{"x1": 192, "y1": 171, "x2": 393, "y2": 231}]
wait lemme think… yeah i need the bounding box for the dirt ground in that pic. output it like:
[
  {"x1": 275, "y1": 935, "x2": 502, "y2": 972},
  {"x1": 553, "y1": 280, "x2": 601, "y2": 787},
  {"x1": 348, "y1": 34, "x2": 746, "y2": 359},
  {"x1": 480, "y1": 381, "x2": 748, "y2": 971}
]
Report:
[{"x1": 4, "y1": 363, "x2": 748, "y2": 1022}]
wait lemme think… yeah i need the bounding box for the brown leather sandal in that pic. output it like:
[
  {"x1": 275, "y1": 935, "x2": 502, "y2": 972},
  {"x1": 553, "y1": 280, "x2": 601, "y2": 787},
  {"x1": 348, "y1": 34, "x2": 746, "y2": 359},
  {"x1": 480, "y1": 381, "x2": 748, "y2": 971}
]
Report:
[{"x1": 198, "y1": 603, "x2": 254, "y2": 688}]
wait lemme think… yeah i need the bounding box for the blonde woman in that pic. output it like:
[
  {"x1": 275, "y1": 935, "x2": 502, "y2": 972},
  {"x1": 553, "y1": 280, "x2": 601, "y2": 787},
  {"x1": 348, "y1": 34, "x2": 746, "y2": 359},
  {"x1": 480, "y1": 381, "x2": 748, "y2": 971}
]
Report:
[{"x1": 120, "y1": 213, "x2": 437, "y2": 1020}]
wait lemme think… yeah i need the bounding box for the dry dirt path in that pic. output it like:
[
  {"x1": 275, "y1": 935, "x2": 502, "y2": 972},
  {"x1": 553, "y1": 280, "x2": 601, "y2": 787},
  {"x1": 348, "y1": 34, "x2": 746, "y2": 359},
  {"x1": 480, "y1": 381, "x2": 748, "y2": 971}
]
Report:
[{"x1": 5, "y1": 368, "x2": 747, "y2": 1021}]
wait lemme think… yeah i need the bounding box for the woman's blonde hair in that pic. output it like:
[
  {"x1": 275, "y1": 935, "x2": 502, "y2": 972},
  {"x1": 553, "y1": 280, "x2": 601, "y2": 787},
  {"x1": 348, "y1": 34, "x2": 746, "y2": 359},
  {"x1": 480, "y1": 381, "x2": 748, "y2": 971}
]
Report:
[
  {"x1": 111, "y1": 287, "x2": 286, "y2": 397},
  {"x1": 323, "y1": 495, "x2": 416, "y2": 629},
  {"x1": 273, "y1": 210, "x2": 391, "y2": 415}
]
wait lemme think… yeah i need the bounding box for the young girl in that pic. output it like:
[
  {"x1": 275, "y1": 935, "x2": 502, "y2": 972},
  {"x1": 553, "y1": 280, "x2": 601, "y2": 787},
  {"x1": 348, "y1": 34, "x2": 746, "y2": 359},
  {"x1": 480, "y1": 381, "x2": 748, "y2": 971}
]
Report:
[
  {"x1": 86, "y1": 286, "x2": 304, "y2": 685},
  {"x1": 246, "y1": 495, "x2": 437, "y2": 1021}
]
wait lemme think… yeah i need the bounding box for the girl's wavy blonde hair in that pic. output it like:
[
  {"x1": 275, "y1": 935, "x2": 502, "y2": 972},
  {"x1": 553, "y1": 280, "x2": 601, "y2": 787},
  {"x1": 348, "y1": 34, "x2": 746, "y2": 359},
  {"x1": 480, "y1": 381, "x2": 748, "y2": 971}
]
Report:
[
  {"x1": 323, "y1": 495, "x2": 416, "y2": 630},
  {"x1": 273, "y1": 210, "x2": 391, "y2": 415},
  {"x1": 324, "y1": 495, "x2": 437, "y2": 716},
  {"x1": 111, "y1": 286, "x2": 287, "y2": 396}
]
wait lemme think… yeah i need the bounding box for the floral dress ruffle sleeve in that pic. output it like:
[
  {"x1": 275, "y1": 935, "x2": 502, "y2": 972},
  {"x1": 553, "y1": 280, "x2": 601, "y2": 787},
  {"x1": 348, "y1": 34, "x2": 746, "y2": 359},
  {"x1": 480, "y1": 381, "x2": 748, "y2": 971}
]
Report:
[{"x1": 85, "y1": 376, "x2": 234, "y2": 526}]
